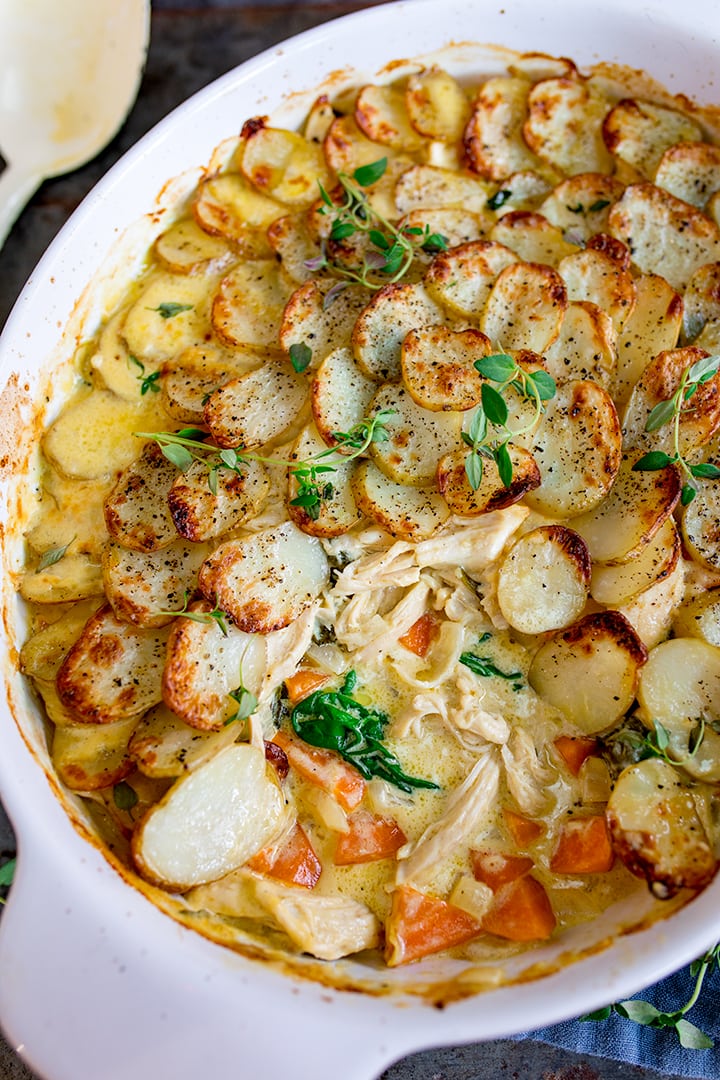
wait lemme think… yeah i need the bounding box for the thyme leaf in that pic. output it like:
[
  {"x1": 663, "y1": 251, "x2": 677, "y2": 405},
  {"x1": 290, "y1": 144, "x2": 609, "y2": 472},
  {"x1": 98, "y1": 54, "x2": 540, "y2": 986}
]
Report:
[
  {"x1": 153, "y1": 590, "x2": 231, "y2": 636},
  {"x1": 113, "y1": 781, "x2": 138, "y2": 812},
  {"x1": 36, "y1": 536, "x2": 75, "y2": 572},
  {"x1": 147, "y1": 302, "x2": 193, "y2": 319}
]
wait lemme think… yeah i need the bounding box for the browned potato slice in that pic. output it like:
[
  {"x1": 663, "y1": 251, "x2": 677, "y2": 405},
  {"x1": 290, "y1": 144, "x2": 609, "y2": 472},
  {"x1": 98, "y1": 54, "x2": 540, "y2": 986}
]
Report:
[
  {"x1": 682, "y1": 477, "x2": 720, "y2": 571},
  {"x1": 539, "y1": 173, "x2": 625, "y2": 242},
  {"x1": 355, "y1": 84, "x2": 426, "y2": 152},
  {"x1": 310, "y1": 347, "x2": 377, "y2": 447},
  {"x1": 607, "y1": 758, "x2": 717, "y2": 898},
  {"x1": 129, "y1": 704, "x2": 238, "y2": 778},
  {"x1": 424, "y1": 240, "x2": 518, "y2": 320},
  {"x1": 509, "y1": 54, "x2": 578, "y2": 81},
  {"x1": 19, "y1": 599, "x2": 101, "y2": 682},
  {"x1": 463, "y1": 76, "x2": 541, "y2": 181},
  {"x1": 266, "y1": 213, "x2": 321, "y2": 285},
  {"x1": 673, "y1": 587, "x2": 720, "y2": 646},
  {"x1": 528, "y1": 611, "x2": 647, "y2": 734},
  {"x1": 160, "y1": 344, "x2": 261, "y2": 424},
  {"x1": 543, "y1": 301, "x2": 616, "y2": 388},
  {"x1": 324, "y1": 114, "x2": 396, "y2": 175},
  {"x1": 154, "y1": 218, "x2": 233, "y2": 275},
  {"x1": 591, "y1": 517, "x2": 680, "y2": 606},
  {"x1": 613, "y1": 274, "x2": 683, "y2": 405},
  {"x1": 491, "y1": 170, "x2": 554, "y2": 216},
  {"x1": 602, "y1": 99, "x2": 702, "y2": 180},
  {"x1": 400, "y1": 207, "x2": 488, "y2": 250},
  {"x1": 622, "y1": 347, "x2": 720, "y2": 457},
  {"x1": 240, "y1": 123, "x2": 329, "y2": 208},
  {"x1": 683, "y1": 262, "x2": 720, "y2": 342},
  {"x1": 102, "y1": 539, "x2": 211, "y2": 627},
  {"x1": 617, "y1": 557, "x2": 685, "y2": 651},
  {"x1": 394, "y1": 164, "x2": 492, "y2": 214},
  {"x1": 19, "y1": 554, "x2": 105, "y2": 605},
  {"x1": 489, "y1": 211, "x2": 578, "y2": 266},
  {"x1": 523, "y1": 78, "x2": 613, "y2": 175},
  {"x1": 367, "y1": 383, "x2": 461, "y2": 486},
  {"x1": 52, "y1": 715, "x2": 140, "y2": 791},
  {"x1": 103, "y1": 442, "x2": 179, "y2": 553},
  {"x1": 608, "y1": 183, "x2": 720, "y2": 291},
  {"x1": 497, "y1": 525, "x2": 591, "y2": 634},
  {"x1": 557, "y1": 249, "x2": 635, "y2": 332},
  {"x1": 193, "y1": 173, "x2": 283, "y2": 255},
  {"x1": 637, "y1": 636, "x2": 720, "y2": 733},
  {"x1": 571, "y1": 456, "x2": 681, "y2": 564},
  {"x1": 480, "y1": 262, "x2": 567, "y2": 353},
  {"x1": 352, "y1": 460, "x2": 448, "y2": 541},
  {"x1": 168, "y1": 459, "x2": 269, "y2": 542},
  {"x1": 655, "y1": 141, "x2": 720, "y2": 209},
  {"x1": 437, "y1": 447, "x2": 540, "y2": 516},
  {"x1": 352, "y1": 282, "x2": 446, "y2": 382},
  {"x1": 212, "y1": 260, "x2": 293, "y2": 350},
  {"x1": 401, "y1": 326, "x2": 490, "y2": 411},
  {"x1": 123, "y1": 271, "x2": 215, "y2": 363},
  {"x1": 56, "y1": 605, "x2": 170, "y2": 723},
  {"x1": 405, "y1": 68, "x2": 470, "y2": 142},
  {"x1": 203, "y1": 359, "x2": 307, "y2": 449},
  {"x1": 279, "y1": 281, "x2": 372, "y2": 368},
  {"x1": 132, "y1": 743, "x2": 287, "y2": 890},
  {"x1": 198, "y1": 522, "x2": 329, "y2": 633},
  {"x1": 287, "y1": 425, "x2": 362, "y2": 537}
]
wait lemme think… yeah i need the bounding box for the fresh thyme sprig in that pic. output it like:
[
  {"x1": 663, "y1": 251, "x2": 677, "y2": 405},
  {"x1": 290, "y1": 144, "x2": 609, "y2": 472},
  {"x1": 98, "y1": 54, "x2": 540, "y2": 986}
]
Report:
[
  {"x1": 154, "y1": 589, "x2": 231, "y2": 636},
  {"x1": 137, "y1": 408, "x2": 395, "y2": 520},
  {"x1": 129, "y1": 355, "x2": 161, "y2": 395},
  {"x1": 306, "y1": 158, "x2": 448, "y2": 294},
  {"x1": 462, "y1": 353, "x2": 556, "y2": 491},
  {"x1": 632, "y1": 353, "x2": 720, "y2": 506},
  {"x1": 35, "y1": 536, "x2": 75, "y2": 572},
  {"x1": 605, "y1": 717, "x2": 706, "y2": 768},
  {"x1": 581, "y1": 943, "x2": 720, "y2": 1049}
]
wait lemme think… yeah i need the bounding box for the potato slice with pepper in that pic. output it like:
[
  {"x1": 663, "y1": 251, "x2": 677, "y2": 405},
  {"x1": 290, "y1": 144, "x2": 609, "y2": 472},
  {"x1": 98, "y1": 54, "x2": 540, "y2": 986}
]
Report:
[
  {"x1": 528, "y1": 611, "x2": 647, "y2": 734},
  {"x1": 129, "y1": 703, "x2": 239, "y2": 778},
  {"x1": 673, "y1": 588, "x2": 720, "y2": 646},
  {"x1": 400, "y1": 207, "x2": 487, "y2": 251},
  {"x1": 203, "y1": 358, "x2": 307, "y2": 449},
  {"x1": 132, "y1": 743, "x2": 288, "y2": 890},
  {"x1": 168, "y1": 458, "x2": 269, "y2": 543},
  {"x1": 240, "y1": 122, "x2": 329, "y2": 208},
  {"x1": 637, "y1": 635, "x2": 720, "y2": 734},
  {"x1": 543, "y1": 301, "x2": 616, "y2": 388},
  {"x1": 355, "y1": 83, "x2": 427, "y2": 153},
  {"x1": 160, "y1": 344, "x2": 261, "y2": 424},
  {"x1": 523, "y1": 77, "x2": 613, "y2": 175},
  {"x1": 102, "y1": 539, "x2": 211, "y2": 627},
  {"x1": 437, "y1": 447, "x2": 540, "y2": 516},
  {"x1": 612, "y1": 274, "x2": 683, "y2": 406},
  {"x1": 401, "y1": 326, "x2": 490, "y2": 411},
  {"x1": 539, "y1": 173, "x2": 625, "y2": 242},
  {"x1": 655, "y1": 141, "x2": 720, "y2": 210},
  {"x1": 193, "y1": 173, "x2": 283, "y2": 255},
  {"x1": 52, "y1": 715, "x2": 140, "y2": 791},
  {"x1": 279, "y1": 281, "x2": 372, "y2": 369},
  {"x1": 212, "y1": 260, "x2": 293, "y2": 350},
  {"x1": 557, "y1": 249, "x2": 635, "y2": 332},
  {"x1": 463, "y1": 76, "x2": 541, "y2": 181},
  {"x1": 352, "y1": 282, "x2": 447, "y2": 382},
  {"x1": 324, "y1": 114, "x2": 395, "y2": 175},
  {"x1": 591, "y1": 517, "x2": 680, "y2": 607},
  {"x1": 367, "y1": 383, "x2": 462, "y2": 486},
  {"x1": 394, "y1": 163, "x2": 492, "y2": 214},
  {"x1": 352, "y1": 460, "x2": 448, "y2": 541},
  {"x1": 497, "y1": 525, "x2": 591, "y2": 634},
  {"x1": 602, "y1": 99, "x2": 702, "y2": 180},
  {"x1": 424, "y1": 240, "x2": 518, "y2": 320},
  {"x1": 103, "y1": 442, "x2": 180, "y2": 553},
  {"x1": 489, "y1": 211, "x2": 577, "y2": 266},
  {"x1": 683, "y1": 262, "x2": 720, "y2": 343},
  {"x1": 311, "y1": 346, "x2": 377, "y2": 448},
  {"x1": 266, "y1": 213, "x2": 321, "y2": 286},
  {"x1": 480, "y1": 262, "x2": 567, "y2": 353},
  {"x1": 681, "y1": 478, "x2": 720, "y2": 572},
  {"x1": 287, "y1": 425, "x2": 362, "y2": 538},
  {"x1": 405, "y1": 68, "x2": 470, "y2": 142}
]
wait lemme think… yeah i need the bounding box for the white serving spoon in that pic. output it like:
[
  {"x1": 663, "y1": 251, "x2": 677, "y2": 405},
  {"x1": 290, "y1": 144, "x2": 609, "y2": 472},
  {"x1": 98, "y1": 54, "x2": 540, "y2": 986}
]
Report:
[{"x1": 0, "y1": 0, "x2": 150, "y2": 249}]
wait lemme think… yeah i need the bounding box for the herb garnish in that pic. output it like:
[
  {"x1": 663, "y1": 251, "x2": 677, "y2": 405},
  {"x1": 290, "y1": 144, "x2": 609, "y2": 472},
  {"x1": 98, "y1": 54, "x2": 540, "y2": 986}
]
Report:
[
  {"x1": 225, "y1": 665, "x2": 258, "y2": 725},
  {"x1": 289, "y1": 342, "x2": 313, "y2": 373},
  {"x1": 129, "y1": 355, "x2": 161, "y2": 395},
  {"x1": 460, "y1": 634, "x2": 523, "y2": 690},
  {"x1": 113, "y1": 781, "x2": 139, "y2": 812},
  {"x1": 462, "y1": 352, "x2": 556, "y2": 491},
  {"x1": 138, "y1": 408, "x2": 394, "y2": 520},
  {"x1": 306, "y1": 159, "x2": 448, "y2": 293},
  {"x1": 147, "y1": 302, "x2": 194, "y2": 319},
  {"x1": 605, "y1": 717, "x2": 705, "y2": 768},
  {"x1": 291, "y1": 669, "x2": 438, "y2": 793},
  {"x1": 487, "y1": 189, "x2": 512, "y2": 210},
  {"x1": 581, "y1": 943, "x2": 720, "y2": 1049},
  {"x1": 632, "y1": 353, "x2": 720, "y2": 505},
  {"x1": 0, "y1": 857, "x2": 16, "y2": 905},
  {"x1": 35, "y1": 536, "x2": 75, "y2": 573},
  {"x1": 567, "y1": 199, "x2": 610, "y2": 215},
  {"x1": 154, "y1": 589, "x2": 231, "y2": 636}
]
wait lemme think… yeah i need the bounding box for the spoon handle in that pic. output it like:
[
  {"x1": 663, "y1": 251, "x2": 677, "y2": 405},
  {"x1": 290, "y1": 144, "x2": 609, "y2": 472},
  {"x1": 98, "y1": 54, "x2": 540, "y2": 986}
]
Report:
[{"x1": 0, "y1": 163, "x2": 42, "y2": 250}]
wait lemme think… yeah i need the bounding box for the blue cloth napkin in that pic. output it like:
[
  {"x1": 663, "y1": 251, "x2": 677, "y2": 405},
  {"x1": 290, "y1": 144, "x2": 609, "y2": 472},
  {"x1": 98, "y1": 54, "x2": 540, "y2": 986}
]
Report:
[{"x1": 517, "y1": 962, "x2": 720, "y2": 1077}]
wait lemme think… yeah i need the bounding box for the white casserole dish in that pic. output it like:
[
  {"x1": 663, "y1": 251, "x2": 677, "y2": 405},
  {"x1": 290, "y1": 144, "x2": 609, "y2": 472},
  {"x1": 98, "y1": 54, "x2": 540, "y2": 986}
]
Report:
[{"x1": 1, "y1": 0, "x2": 719, "y2": 1076}]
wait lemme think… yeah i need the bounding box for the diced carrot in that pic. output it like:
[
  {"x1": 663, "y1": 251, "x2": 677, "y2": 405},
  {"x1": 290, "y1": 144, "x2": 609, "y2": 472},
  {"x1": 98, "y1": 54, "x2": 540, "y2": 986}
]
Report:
[
  {"x1": 248, "y1": 823, "x2": 322, "y2": 889},
  {"x1": 550, "y1": 815, "x2": 615, "y2": 874},
  {"x1": 385, "y1": 885, "x2": 483, "y2": 966},
  {"x1": 471, "y1": 849, "x2": 534, "y2": 890},
  {"x1": 398, "y1": 612, "x2": 439, "y2": 658},
  {"x1": 272, "y1": 730, "x2": 366, "y2": 811},
  {"x1": 482, "y1": 875, "x2": 557, "y2": 942},
  {"x1": 284, "y1": 669, "x2": 330, "y2": 705},
  {"x1": 503, "y1": 808, "x2": 544, "y2": 848},
  {"x1": 554, "y1": 735, "x2": 599, "y2": 777},
  {"x1": 334, "y1": 809, "x2": 406, "y2": 865}
]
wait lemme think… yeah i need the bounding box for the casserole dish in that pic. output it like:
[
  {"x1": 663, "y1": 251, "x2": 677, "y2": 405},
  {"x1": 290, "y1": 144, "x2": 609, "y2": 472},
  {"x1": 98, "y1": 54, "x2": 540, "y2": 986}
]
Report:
[{"x1": 1, "y1": 0, "x2": 720, "y2": 1076}]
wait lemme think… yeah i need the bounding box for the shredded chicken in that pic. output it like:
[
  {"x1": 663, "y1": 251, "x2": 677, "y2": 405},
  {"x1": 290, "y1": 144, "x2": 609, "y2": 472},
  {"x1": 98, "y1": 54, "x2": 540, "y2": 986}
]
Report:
[
  {"x1": 501, "y1": 727, "x2": 556, "y2": 816},
  {"x1": 251, "y1": 877, "x2": 381, "y2": 959},
  {"x1": 414, "y1": 507, "x2": 528, "y2": 573},
  {"x1": 331, "y1": 539, "x2": 419, "y2": 594},
  {"x1": 353, "y1": 580, "x2": 431, "y2": 667}
]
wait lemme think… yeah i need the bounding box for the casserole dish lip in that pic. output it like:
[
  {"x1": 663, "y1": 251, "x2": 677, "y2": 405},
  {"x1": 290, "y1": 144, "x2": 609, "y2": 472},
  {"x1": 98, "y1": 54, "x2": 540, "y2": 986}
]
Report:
[{"x1": 2, "y1": 0, "x2": 720, "y2": 1076}]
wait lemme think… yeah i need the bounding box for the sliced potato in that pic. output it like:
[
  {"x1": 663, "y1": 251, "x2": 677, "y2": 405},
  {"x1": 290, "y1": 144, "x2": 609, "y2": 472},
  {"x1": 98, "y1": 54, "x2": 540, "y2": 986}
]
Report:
[
  {"x1": 310, "y1": 346, "x2": 377, "y2": 447},
  {"x1": 602, "y1": 99, "x2": 702, "y2": 180},
  {"x1": 52, "y1": 715, "x2": 139, "y2": 791},
  {"x1": 129, "y1": 703, "x2": 238, "y2": 778},
  {"x1": 591, "y1": 517, "x2": 680, "y2": 606},
  {"x1": 424, "y1": 239, "x2": 518, "y2": 320},
  {"x1": 683, "y1": 262, "x2": 720, "y2": 343},
  {"x1": 367, "y1": 383, "x2": 461, "y2": 486},
  {"x1": 528, "y1": 611, "x2": 647, "y2": 734},
  {"x1": 539, "y1": 173, "x2": 625, "y2": 242},
  {"x1": 543, "y1": 301, "x2": 616, "y2": 388},
  {"x1": 193, "y1": 173, "x2": 283, "y2": 254},
  {"x1": 570, "y1": 456, "x2": 680, "y2": 563},
  {"x1": 463, "y1": 76, "x2": 541, "y2": 181},
  {"x1": 279, "y1": 281, "x2": 371, "y2": 367},
  {"x1": 497, "y1": 525, "x2": 591, "y2": 634},
  {"x1": 437, "y1": 447, "x2": 540, "y2": 516},
  {"x1": 103, "y1": 442, "x2": 180, "y2": 553},
  {"x1": 266, "y1": 213, "x2": 321, "y2": 285},
  {"x1": 303, "y1": 95, "x2": 335, "y2": 145},
  {"x1": 132, "y1": 743, "x2": 287, "y2": 890},
  {"x1": 401, "y1": 206, "x2": 488, "y2": 251},
  {"x1": 480, "y1": 261, "x2": 567, "y2": 353},
  {"x1": 19, "y1": 554, "x2": 105, "y2": 605},
  {"x1": 122, "y1": 270, "x2": 214, "y2": 363},
  {"x1": 203, "y1": 359, "x2": 307, "y2": 449},
  {"x1": 557, "y1": 249, "x2": 635, "y2": 332},
  {"x1": 607, "y1": 758, "x2": 717, "y2": 897},
  {"x1": 394, "y1": 164, "x2": 492, "y2": 214},
  {"x1": 672, "y1": 588, "x2": 720, "y2": 646},
  {"x1": 682, "y1": 478, "x2": 720, "y2": 571},
  {"x1": 637, "y1": 636, "x2": 720, "y2": 734},
  {"x1": 352, "y1": 282, "x2": 446, "y2": 382},
  {"x1": 102, "y1": 539, "x2": 210, "y2": 627},
  {"x1": 56, "y1": 605, "x2": 170, "y2": 723},
  {"x1": 523, "y1": 77, "x2": 613, "y2": 175},
  {"x1": 198, "y1": 521, "x2": 329, "y2": 633},
  {"x1": 355, "y1": 83, "x2": 426, "y2": 152},
  {"x1": 405, "y1": 68, "x2": 470, "y2": 142},
  {"x1": 617, "y1": 557, "x2": 685, "y2": 650},
  {"x1": 212, "y1": 260, "x2": 293, "y2": 350},
  {"x1": 160, "y1": 344, "x2": 261, "y2": 424},
  {"x1": 168, "y1": 458, "x2": 269, "y2": 542},
  {"x1": 401, "y1": 326, "x2": 490, "y2": 411},
  {"x1": 91, "y1": 309, "x2": 146, "y2": 401},
  {"x1": 351, "y1": 459, "x2": 448, "y2": 541},
  {"x1": 154, "y1": 217, "x2": 232, "y2": 275},
  {"x1": 607, "y1": 183, "x2": 720, "y2": 291},
  {"x1": 490, "y1": 170, "x2": 554, "y2": 216},
  {"x1": 509, "y1": 54, "x2": 578, "y2": 81},
  {"x1": 19, "y1": 598, "x2": 102, "y2": 681},
  {"x1": 655, "y1": 141, "x2": 720, "y2": 209},
  {"x1": 287, "y1": 425, "x2": 362, "y2": 537},
  {"x1": 324, "y1": 114, "x2": 397, "y2": 176},
  {"x1": 240, "y1": 122, "x2": 329, "y2": 208},
  {"x1": 489, "y1": 211, "x2": 578, "y2": 266},
  {"x1": 612, "y1": 274, "x2": 683, "y2": 405}
]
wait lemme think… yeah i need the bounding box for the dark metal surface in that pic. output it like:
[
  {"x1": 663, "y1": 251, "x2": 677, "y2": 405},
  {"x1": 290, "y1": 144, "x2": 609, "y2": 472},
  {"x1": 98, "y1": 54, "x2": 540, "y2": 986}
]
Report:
[{"x1": 0, "y1": 4, "x2": 693, "y2": 1078}]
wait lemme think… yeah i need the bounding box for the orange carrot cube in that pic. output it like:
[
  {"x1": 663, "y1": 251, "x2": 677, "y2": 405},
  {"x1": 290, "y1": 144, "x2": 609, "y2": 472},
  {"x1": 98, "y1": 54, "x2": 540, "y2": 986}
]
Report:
[
  {"x1": 550, "y1": 815, "x2": 615, "y2": 874},
  {"x1": 334, "y1": 809, "x2": 406, "y2": 865},
  {"x1": 503, "y1": 809, "x2": 544, "y2": 848},
  {"x1": 284, "y1": 669, "x2": 330, "y2": 705},
  {"x1": 272, "y1": 730, "x2": 365, "y2": 811},
  {"x1": 554, "y1": 735, "x2": 599, "y2": 777},
  {"x1": 398, "y1": 613, "x2": 439, "y2": 657},
  {"x1": 482, "y1": 875, "x2": 556, "y2": 942},
  {"x1": 385, "y1": 885, "x2": 483, "y2": 966},
  {"x1": 471, "y1": 849, "x2": 534, "y2": 890},
  {"x1": 248, "y1": 823, "x2": 322, "y2": 889}
]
